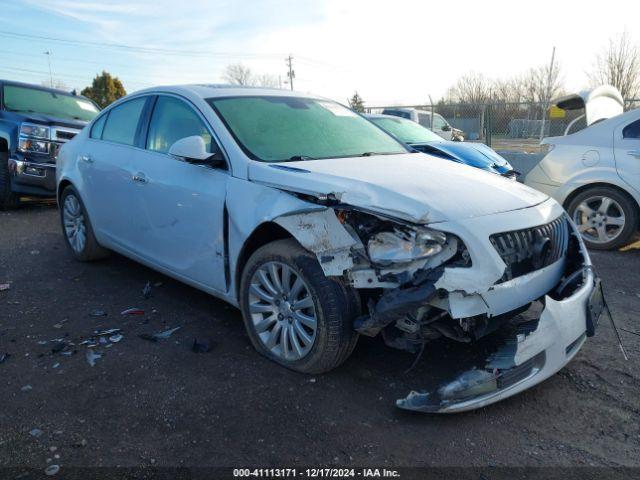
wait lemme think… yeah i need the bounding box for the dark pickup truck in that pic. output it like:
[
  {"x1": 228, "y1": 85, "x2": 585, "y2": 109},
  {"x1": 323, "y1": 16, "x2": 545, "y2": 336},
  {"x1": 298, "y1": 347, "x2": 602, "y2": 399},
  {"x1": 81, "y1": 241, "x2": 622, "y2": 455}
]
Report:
[{"x1": 0, "y1": 80, "x2": 100, "y2": 208}]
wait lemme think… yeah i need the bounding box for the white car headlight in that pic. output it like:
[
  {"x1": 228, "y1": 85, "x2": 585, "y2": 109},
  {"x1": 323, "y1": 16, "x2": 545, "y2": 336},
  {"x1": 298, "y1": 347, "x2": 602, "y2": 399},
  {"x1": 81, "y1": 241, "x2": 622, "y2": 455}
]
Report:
[
  {"x1": 19, "y1": 122, "x2": 51, "y2": 140},
  {"x1": 367, "y1": 227, "x2": 447, "y2": 265}
]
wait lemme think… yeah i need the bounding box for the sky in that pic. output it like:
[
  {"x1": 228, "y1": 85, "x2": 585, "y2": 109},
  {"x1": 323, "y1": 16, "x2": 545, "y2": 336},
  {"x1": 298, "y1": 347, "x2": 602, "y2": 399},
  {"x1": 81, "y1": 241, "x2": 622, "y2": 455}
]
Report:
[{"x1": 0, "y1": 0, "x2": 638, "y2": 106}]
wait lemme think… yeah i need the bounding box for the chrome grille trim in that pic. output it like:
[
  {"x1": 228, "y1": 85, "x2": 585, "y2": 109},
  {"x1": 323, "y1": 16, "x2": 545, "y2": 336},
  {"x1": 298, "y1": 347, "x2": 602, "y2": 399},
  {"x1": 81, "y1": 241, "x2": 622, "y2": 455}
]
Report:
[{"x1": 490, "y1": 215, "x2": 569, "y2": 282}]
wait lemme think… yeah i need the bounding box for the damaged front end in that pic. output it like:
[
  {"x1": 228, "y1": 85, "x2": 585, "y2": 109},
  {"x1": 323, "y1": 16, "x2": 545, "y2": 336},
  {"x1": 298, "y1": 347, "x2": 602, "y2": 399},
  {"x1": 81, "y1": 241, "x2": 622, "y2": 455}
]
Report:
[{"x1": 272, "y1": 194, "x2": 600, "y2": 413}]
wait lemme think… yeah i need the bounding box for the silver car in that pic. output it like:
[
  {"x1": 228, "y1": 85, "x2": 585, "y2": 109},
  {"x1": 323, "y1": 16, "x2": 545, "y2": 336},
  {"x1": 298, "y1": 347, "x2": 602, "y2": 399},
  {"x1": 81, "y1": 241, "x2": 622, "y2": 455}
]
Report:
[{"x1": 525, "y1": 108, "x2": 640, "y2": 250}]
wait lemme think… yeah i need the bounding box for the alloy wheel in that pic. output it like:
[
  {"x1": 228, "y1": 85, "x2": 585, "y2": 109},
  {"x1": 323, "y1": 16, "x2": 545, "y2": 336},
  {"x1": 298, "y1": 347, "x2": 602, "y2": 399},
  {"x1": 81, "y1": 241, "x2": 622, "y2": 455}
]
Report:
[
  {"x1": 573, "y1": 195, "x2": 625, "y2": 245},
  {"x1": 248, "y1": 261, "x2": 318, "y2": 361},
  {"x1": 63, "y1": 194, "x2": 87, "y2": 253}
]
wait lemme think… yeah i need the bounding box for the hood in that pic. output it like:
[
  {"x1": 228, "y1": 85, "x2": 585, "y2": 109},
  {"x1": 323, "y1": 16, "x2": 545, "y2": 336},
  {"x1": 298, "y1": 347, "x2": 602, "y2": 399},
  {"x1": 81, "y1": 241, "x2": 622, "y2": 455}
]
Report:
[
  {"x1": 247, "y1": 153, "x2": 547, "y2": 224},
  {"x1": 409, "y1": 141, "x2": 514, "y2": 175},
  {"x1": 1, "y1": 110, "x2": 88, "y2": 129}
]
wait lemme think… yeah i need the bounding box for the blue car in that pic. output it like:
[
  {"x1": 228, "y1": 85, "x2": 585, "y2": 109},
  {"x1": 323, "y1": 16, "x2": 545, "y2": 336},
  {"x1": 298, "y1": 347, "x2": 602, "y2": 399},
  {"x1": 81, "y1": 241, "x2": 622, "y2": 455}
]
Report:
[{"x1": 366, "y1": 114, "x2": 517, "y2": 178}]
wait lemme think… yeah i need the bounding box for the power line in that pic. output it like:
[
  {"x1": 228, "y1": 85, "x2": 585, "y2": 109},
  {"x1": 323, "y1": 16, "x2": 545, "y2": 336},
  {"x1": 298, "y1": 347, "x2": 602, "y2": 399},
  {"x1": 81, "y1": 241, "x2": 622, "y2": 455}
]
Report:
[{"x1": 0, "y1": 30, "x2": 287, "y2": 60}]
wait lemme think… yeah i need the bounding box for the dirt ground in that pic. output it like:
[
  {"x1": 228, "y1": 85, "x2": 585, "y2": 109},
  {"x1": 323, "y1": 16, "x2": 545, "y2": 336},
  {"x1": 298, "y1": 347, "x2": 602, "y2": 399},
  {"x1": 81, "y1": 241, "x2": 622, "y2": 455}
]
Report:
[{"x1": 1, "y1": 204, "x2": 639, "y2": 476}]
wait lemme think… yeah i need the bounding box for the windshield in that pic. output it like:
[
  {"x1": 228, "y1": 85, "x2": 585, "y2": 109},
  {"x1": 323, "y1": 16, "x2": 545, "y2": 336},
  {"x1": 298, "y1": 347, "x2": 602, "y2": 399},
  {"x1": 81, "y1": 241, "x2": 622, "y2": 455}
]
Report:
[
  {"x1": 207, "y1": 96, "x2": 406, "y2": 162},
  {"x1": 370, "y1": 116, "x2": 442, "y2": 144},
  {"x1": 2, "y1": 85, "x2": 99, "y2": 122}
]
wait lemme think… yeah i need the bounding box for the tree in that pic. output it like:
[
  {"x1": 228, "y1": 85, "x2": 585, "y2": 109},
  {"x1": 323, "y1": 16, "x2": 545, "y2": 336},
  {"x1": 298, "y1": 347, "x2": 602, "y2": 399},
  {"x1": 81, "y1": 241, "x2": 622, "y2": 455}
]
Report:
[
  {"x1": 447, "y1": 72, "x2": 491, "y2": 104},
  {"x1": 223, "y1": 64, "x2": 254, "y2": 86},
  {"x1": 255, "y1": 73, "x2": 279, "y2": 88},
  {"x1": 590, "y1": 32, "x2": 640, "y2": 100},
  {"x1": 81, "y1": 71, "x2": 126, "y2": 108},
  {"x1": 348, "y1": 91, "x2": 365, "y2": 112}
]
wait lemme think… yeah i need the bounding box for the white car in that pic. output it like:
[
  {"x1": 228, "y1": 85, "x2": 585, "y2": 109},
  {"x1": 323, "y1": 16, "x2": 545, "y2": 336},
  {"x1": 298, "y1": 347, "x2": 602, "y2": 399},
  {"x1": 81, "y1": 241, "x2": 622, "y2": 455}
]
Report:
[
  {"x1": 56, "y1": 85, "x2": 601, "y2": 413},
  {"x1": 381, "y1": 107, "x2": 464, "y2": 141},
  {"x1": 526, "y1": 108, "x2": 640, "y2": 250}
]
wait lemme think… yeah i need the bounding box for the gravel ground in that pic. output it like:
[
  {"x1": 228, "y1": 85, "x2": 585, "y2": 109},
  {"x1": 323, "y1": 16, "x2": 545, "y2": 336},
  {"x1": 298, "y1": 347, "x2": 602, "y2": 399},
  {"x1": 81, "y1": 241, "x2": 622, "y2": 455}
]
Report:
[{"x1": 1, "y1": 204, "x2": 639, "y2": 475}]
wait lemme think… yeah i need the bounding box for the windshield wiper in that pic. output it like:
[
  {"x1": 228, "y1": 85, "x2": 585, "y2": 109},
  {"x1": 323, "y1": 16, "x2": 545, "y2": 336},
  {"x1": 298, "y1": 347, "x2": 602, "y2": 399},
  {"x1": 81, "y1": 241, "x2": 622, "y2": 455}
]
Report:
[
  {"x1": 359, "y1": 151, "x2": 401, "y2": 157},
  {"x1": 287, "y1": 155, "x2": 315, "y2": 161}
]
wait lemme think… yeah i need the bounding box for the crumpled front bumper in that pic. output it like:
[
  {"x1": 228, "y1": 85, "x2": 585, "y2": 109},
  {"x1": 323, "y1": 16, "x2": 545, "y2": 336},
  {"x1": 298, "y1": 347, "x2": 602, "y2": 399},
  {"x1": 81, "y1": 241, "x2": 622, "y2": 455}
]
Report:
[{"x1": 396, "y1": 264, "x2": 597, "y2": 413}]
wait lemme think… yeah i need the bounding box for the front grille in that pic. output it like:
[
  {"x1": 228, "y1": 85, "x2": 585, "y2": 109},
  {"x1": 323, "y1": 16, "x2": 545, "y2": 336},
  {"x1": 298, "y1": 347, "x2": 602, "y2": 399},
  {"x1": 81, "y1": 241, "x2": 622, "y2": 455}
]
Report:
[
  {"x1": 55, "y1": 130, "x2": 76, "y2": 141},
  {"x1": 490, "y1": 215, "x2": 569, "y2": 282}
]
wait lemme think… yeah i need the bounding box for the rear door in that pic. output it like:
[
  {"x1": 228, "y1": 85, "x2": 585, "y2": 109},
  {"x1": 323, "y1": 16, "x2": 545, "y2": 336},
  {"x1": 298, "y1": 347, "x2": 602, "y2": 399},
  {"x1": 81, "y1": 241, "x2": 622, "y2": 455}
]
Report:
[
  {"x1": 128, "y1": 94, "x2": 229, "y2": 292},
  {"x1": 79, "y1": 96, "x2": 149, "y2": 250},
  {"x1": 614, "y1": 115, "x2": 640, "y2": 192}
]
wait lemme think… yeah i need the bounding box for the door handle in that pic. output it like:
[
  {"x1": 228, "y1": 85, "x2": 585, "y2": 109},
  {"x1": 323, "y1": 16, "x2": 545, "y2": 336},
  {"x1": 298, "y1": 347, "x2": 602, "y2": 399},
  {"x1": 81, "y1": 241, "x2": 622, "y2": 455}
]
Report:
[
  {"x1": 628, "y1": 150, "x2": 640, "y2": 159},
  {"x1": 79, "y1": 154, "x2": 93, "y2": 163},
  {"x1": 132, "y1": 172, "x2": 148, "y2": 184}
]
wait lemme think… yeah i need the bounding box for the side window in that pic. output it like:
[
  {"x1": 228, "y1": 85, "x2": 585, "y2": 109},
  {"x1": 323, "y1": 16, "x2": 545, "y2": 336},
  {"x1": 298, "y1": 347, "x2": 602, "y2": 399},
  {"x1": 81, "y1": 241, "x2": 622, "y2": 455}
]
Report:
[
  {"x1": 102, "y1": 97, "x2": 146, "y2": 146},
  {"x1": 417, "y1": 113, "x2": 431, "y2": 128},
  {"x1": 90, "y1": 114, "x2": 107, "y2": 139},
  {"x1": 146, "y1": 96, "x2": 213, "y2": 154},
  {"x1": 623, "y1": 119, "x2": 640, "y2": 139},
  {"x1": 432, "y1": 115, "x2": 447, "y2": 130}
]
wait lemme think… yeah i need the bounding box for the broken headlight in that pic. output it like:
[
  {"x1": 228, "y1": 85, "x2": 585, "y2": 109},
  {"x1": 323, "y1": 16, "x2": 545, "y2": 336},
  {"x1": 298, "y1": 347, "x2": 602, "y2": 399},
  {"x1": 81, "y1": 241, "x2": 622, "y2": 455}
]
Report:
[{"x1": 367, "y1": 227, "x2": 447, "y2": 266}]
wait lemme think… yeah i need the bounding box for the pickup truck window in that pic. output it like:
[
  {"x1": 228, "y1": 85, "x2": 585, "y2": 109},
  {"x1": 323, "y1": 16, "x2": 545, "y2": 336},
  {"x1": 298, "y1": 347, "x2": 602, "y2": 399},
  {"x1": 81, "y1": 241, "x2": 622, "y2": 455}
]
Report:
[
  {"x1": 2, "y1": 85, "x2": 99, "y2": 122},
  {"x1": 208, "y1": 96, "x2": 405, "y2": 162}
]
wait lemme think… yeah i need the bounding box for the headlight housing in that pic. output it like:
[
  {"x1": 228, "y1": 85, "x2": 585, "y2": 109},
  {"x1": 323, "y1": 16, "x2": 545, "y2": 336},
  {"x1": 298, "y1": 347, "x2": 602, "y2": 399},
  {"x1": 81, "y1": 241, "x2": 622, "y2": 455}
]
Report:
[
  {"x1": 19, "y1": 123, "x2": 50, "y2": 140},
  {"x1": 367, "y1": 227, "x2": 447, "y2": 265},
  {"x1": 18, "y1": 138, "x2": 50, "y2": 154}
]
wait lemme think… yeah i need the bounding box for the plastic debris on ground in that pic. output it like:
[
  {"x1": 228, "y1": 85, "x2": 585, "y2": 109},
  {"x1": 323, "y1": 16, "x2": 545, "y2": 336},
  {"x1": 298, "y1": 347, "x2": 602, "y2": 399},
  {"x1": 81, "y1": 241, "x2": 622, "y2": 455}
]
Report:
[
  {"x1": 21, "y1": 385, "x2": 33, "y2": 392},
  {"x1": 44, "y1": 465, "x2": 60, "y2": 476},
  {"x1": 109, "y1": 334, "x2": 123, "y2": 343},
  {"x1": 192, "y1": 338, "x2": 213, "y2": 353},
  {"x1": 29, "y1": 428, "x2": 43, "y2": 438},
  {"x1": 153, "y1": 326, "x2": 181, "y2": 339},
  {"x1": 142, "y1": 281, "x2": 152, "y2": 299},
  {"x1": 121, "y1": 307, "x2": 145, "y2": 316},
  {"x1": 52, "y1": 363, "x2": 60, "y2": 369},
  {"x1": 0, "y1": 353, "x2": 10, "y2": 363},
  {"x1": 0, "y1": 283, "x2": 11, "y2": 291},
  {"x1": 86, "y1": 349, "x2": 102, "y2": 367},
  {"x1": 89, "y1": 309, "x2": 107, "y2": 317}
]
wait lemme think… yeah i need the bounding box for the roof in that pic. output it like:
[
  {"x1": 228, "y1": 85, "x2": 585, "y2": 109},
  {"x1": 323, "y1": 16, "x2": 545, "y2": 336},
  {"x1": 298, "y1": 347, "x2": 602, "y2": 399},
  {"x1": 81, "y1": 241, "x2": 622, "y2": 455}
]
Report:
[
  {"x1": 131, "y1": 83, "x2": 324, "y2": 100},
  {"x1": 0, "y1": 78, "x2": 79, "y2": 97},
  {"x1": 365, "y1": 113, "x2": 406, "y2": 119}
]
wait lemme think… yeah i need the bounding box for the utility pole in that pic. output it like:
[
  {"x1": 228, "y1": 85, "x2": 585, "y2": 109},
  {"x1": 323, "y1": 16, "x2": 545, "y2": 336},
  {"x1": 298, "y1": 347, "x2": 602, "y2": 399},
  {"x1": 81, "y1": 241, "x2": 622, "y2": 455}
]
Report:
[
  {"x1": 285, "y1": 55, "x2": 295, "y2": 91},
  {"x1": 43, "y1": 50, "x2": 53, "y2": 88},
  {"x1": 539, "y1": 46, "x2": 556, "y2": 141}
]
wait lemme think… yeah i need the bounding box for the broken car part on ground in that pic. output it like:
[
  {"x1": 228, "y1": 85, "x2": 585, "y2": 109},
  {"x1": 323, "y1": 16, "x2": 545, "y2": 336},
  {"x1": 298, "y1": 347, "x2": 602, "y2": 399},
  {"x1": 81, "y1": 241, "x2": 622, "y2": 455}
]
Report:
[{"x1": 56, "y1": 86, "x2": 602, "y2": 413}]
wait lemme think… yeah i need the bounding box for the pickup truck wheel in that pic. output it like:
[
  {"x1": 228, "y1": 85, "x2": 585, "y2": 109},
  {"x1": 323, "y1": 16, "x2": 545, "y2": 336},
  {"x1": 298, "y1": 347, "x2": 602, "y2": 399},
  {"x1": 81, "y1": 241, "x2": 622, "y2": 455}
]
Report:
[
  {"x1": 240, "y1": 239, "x2": 358, "y2": 374},
  {"x1": 60, "y1": 185, "x2": 109, "y2": 261},
  {"x1": 0, "y1": 157, "x2": 20, "y2": 210},
  {"x1": 567, "y1": 186, "x2": 639, "y2": 250}
]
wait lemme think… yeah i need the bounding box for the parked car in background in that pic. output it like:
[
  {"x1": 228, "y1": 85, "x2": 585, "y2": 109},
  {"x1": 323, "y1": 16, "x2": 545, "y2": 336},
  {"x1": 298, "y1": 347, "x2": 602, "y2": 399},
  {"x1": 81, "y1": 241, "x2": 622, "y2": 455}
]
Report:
[
  {"x1": 525, "y1": 107, "x2": 640, "y2": 250},
  {"x1": 381, "y1": 107, "x2": 465, "y2": 141},
  {"x1": 0, "y1": 80, "x2": 99, "y2": 209},
  {"x1": 57, "y1": 85, "x2": 601, "y2": 413},
  {"x1": 366, "y1": 113, "x2": 516, "y2": 178}
]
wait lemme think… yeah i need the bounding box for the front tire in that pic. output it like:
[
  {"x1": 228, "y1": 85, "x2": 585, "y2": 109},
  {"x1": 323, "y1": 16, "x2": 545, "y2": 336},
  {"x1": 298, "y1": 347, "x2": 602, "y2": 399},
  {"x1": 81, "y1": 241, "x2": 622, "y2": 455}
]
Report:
[
  {"x1": 566, "y1": 186, "x2": 639, "y2": 250},
  {"x1": 0, "y1": 156, "x2": 20, "y2": 210},
  {"x1": 59, "y1": 185, "x2": 109, "y2": 261},
  {"x1": 239, "y1": 239, "x2": 358, "y2": 374}
]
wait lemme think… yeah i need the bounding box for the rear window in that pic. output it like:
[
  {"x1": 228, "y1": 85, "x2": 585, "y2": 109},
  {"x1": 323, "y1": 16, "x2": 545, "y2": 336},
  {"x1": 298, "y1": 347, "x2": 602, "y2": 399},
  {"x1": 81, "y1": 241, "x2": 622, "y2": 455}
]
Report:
[
  {"x1": 102, "y1": 97, "x2": 146, "y2": 146},
  {"x1": 623, "y1": 119, "x2": 640, "y2": 139}
]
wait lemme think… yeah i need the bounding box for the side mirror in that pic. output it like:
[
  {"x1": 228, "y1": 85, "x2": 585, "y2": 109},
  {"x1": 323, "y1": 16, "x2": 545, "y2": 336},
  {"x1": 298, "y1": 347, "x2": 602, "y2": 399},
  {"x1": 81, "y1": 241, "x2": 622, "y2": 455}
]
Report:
[
  {"x1": 441, "y1": 124, "x2": 451, "y2": 132},
  {"x1": 168, "y1": 136, "x2": 223, "y2": 166}
]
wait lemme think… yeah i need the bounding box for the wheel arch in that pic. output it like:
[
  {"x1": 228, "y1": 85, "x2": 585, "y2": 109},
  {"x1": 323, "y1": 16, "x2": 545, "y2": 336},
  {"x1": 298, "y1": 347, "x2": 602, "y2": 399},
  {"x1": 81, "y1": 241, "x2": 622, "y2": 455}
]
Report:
[
  {"x1": 234, "y1": 221, "x2": 296, "y2": 301},
  {"x1": 562, "y1": 181, "x2": 640, "y2": 213},
  {"x1": 57, "y1": 178, "x2": 73, "y2": 205}
]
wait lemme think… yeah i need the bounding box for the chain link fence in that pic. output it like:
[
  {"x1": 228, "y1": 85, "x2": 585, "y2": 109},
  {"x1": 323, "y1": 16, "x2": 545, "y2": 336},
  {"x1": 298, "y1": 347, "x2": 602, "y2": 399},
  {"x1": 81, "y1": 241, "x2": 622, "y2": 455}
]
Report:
[{"x1": 366, "y1": 98, "x2": 640, "y2": 154}]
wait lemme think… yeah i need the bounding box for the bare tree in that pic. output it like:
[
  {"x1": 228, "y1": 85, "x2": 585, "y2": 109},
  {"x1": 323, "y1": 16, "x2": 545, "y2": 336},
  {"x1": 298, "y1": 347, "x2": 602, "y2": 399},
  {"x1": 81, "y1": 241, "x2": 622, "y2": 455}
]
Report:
[
  {"x1": 590, "y1": 32, "x2": 640, "y2": 100},
  {"x1": 222, "y1": 64, "x2": 254, "y2": 86},
  {"x1": 254, "y1": 73, "x2": 279, "y2": 88},
  {"x1": 447, "y1": 72, "x2": 491, "y2": 104}
]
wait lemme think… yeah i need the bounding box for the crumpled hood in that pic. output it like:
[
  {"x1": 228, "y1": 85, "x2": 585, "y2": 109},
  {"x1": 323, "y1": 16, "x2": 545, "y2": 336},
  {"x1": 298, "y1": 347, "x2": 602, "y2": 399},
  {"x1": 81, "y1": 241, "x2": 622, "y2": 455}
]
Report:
[{"x1": 247, "y1": 153, "x2": 548, "y2": 224}]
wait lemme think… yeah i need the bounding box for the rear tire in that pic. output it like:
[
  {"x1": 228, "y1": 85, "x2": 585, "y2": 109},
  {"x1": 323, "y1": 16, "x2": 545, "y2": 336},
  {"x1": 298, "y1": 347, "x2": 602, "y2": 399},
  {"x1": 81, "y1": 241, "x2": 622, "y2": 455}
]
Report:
[
  {"x1": 59, "y1": 185, "x2": 109, "y2": 261},
  {"x1": 0, "y1": 155, "x2": 20, "y2": 210},
  {"x1": 239, "y1": 239, "x2": 358, "y2": 374},
  {"x1": 566, "y1": 186, "x2": 639, "y2": 250}
]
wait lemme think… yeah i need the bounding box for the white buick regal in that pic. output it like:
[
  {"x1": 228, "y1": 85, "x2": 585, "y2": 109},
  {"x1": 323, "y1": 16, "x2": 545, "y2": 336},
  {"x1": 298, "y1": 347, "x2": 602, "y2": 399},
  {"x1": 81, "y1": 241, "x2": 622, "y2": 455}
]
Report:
[{"x1": 56, "y1": 85, "x2": 602, "y2": 413}]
